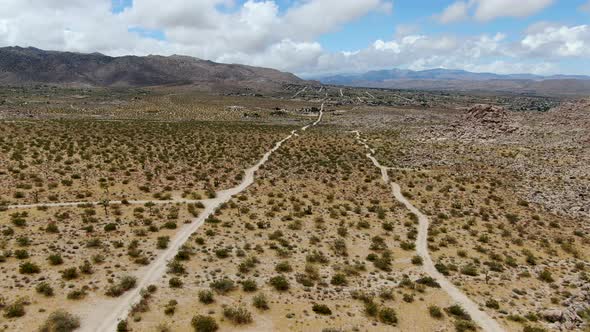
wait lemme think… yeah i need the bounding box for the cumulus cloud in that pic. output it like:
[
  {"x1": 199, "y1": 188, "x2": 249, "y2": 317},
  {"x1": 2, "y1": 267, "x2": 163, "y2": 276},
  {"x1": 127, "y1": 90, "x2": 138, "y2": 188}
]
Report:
[
  {"x1": 0, "y1": 0, "x2": 585, "y2": 76},
  {"x1": 521, "y1": 25, "x2": 590, "y2": 57},
  {"x1": 437, "y1": 0, "x2": 554, "y2": 23}
]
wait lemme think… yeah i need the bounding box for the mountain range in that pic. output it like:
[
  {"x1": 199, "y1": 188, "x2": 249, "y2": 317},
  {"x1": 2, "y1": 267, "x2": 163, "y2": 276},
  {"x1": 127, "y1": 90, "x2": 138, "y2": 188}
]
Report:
[
  {"x1": 319, "y1": 69, "x2": 590, "y2": 95},
  {"x1": 0, "y1": 47, "x2": 302, "y2": 90},
  {"x1": 2, "y1": 47, "x2": 590, "y2": 96}
]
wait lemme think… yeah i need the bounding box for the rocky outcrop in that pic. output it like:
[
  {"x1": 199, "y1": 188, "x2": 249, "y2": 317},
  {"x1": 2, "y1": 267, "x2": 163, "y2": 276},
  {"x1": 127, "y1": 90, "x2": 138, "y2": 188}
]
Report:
[{"x1": 542, "y1": 290, "x2": 590, "y2": 331}]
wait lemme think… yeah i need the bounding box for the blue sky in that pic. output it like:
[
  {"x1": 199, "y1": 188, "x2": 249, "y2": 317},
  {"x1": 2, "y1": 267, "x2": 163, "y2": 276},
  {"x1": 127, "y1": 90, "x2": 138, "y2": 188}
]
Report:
[{"x1": 2, "y1": 0, "x2": 589, "y2": 75}]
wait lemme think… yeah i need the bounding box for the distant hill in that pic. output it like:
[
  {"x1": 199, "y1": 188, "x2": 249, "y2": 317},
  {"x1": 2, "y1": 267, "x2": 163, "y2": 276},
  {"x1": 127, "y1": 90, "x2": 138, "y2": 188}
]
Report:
[
  {"x1": 0, "y1": 47, "x2": 303, "y2": 89},
  {"x1": 319, "y1": 68, "x2": 590, "y2": 96}
]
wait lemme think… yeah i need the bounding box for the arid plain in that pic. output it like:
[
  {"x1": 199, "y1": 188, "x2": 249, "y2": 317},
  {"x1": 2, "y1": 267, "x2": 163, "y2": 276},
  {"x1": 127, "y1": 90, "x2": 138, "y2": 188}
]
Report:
[{"x1": 0, "y1": 85, "x2": 588, "y2": 332}]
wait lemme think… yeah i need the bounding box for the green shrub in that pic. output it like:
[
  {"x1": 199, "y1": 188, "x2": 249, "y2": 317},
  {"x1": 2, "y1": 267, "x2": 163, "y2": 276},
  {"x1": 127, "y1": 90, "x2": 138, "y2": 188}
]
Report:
[
  {"x1": 191, "y1": 315, "x2": 218, "y2": 332},
  {"x1": 169, "y1": 277, "x2": 183, "y2": 288},
  {"x1": 252, "y1": 293, "x2": 269, "y2": 310},
  {"x1": 269, "y1": 275, "x2": 289, "y2": 291},
  {"x1": 460, "y1": 264, "x2": 478, "y2": 276},
  {"x1": 379, "y1": 307, "x2": 398, "y2": 325},
  {"x1": 104, "y1": 223, "x2": 117, "y2": 232},
  {"x1": 36, "y1": 282, "x2": 54, "y2": 297},
  {"x1": 39, "y1": 310, "x2": 80, "y2": 332},
  {"x1": 157, "y1": 236, "x2": 170, "y2": 249},
  {"x1": 312, "y1": 304, "x2": 332, "y2": 315},
  {"x1": 209, "y1": 278, "x2": 235, "y2": 294},
  {"x1": 61, "y1": 267, "x2": 78, "y2": 280},
  {"x1": 364, "y1": 301, "x2": 378, "y2": 317},
  {"x1": 67, "y1": 289, "x2": 87, "y2": 300},
  {"x1": 106, "y1": 276, "x2": 137, "y2": 297},
  {"x1": 198, "y1": 290, "x2": 214, "y2": 304},
  {"x1": 429, "y1": 305, "x2": 443, "y2": 318},
  {"x1": 416, "y1": 276, "x2": 440, "y2": 288},
  {"x1": 116, "y1": 320, "x2": 128, "y2": 332},
  {"x1": 19, "y1": 261, "x2": 40, "y2": 274},
  {"x1": 3, "y1": 301, "x2": 25, "y2": 318},
  {"x1": 223, "y1": 306, "x2": 253, "y2": 325},
  {"x1": 411, "y1": 255, "x2": 423, "y2": 265},
  {"x1": 485, "y1": 299, "x2": 500, "y2": 310},
  {"x1": 241, "y1": 280, "x2": 257, "y2": 292},
  {"x1": 275, "y1": 261, "x2": 293, "y2": 273},
  {"x1": 446, "y1": 305, "x2": 471, "y2": 321},
  {"x1": 14, "y1": 249, "x2": 29, "y2": 259},
  {"x1": 455, "y1": 320, "x2": 477, "y2": 332},
  {"x1": 330, "y1": 273, "x2": 348, "y2": 286},
  {"x1": 48, "y1": 254, "x2": 64, "y2": 265},
  {"x1": 538, "y1": 269, "x2": 554, "y2": 283}
]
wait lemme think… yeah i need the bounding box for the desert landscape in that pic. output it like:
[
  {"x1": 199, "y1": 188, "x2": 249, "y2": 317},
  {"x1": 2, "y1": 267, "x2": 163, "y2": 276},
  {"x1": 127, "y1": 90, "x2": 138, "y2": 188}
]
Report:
[
  {"x1": 0, "y1": 79, "x2": 588, "y2": 332},
  {"x1": 1, "y1": 2, "x2": 590, "y2": 331}
]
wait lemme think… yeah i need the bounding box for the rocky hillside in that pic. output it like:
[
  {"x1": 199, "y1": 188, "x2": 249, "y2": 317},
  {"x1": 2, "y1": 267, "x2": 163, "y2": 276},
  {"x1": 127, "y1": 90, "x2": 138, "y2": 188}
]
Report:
[{"x1": 0, "y1": 47, "x2": 303, "y2": 89}]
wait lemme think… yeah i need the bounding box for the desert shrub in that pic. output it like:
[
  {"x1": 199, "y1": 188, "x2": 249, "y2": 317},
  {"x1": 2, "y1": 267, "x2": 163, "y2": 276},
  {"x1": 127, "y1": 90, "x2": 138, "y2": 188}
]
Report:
[
  {"x1": 306, "y1": 250, "x2": 329, "y2": 264},
  {"x1": 210, "y1": 278, "x2": 235, "y2": 294},
  {"x1": 460, "y1": 264, "x2": 478, "y2": 276},
  {"x1": 191, "y1": 315, "x2": 218, "y2": 332},
  {"x1": 157, "y1": 236, "x2": 170, "y2": 249},
  {"x1": 241, "y1": 280, "x2": 257, "y2": 292},
  {"x1": 485, "y1": 299, "x2": 500, "y2": 309},
  {"x1": 379, "y1": 307, "x2": 398, "y2": 325},
  {"x1": 79, "y1": 260, "x2": 93, "y2": 274},
  {"x1": 252, "y1": 293, "x2": 269, "y2": 310},
  {"x1": 538, "y1": 269, "x2": 554, "y2": 283},
  {"x1": 67, "y1": 289, "x2": 87, "y2": 300},
  {"x1": 20, "y1": 261, "x2": 40, "y2": 274},
  {"x1": 39, "y1": 310, "x2": 80, "y2": 332},
  {"x1": 411, "y1": 255, "x2": 423, "y2": 265},
  {"x1": 106, "y1": 276, "x2": 137, "y2": 297},
  {"x1": 3, "y1": 301, "x2": 25, "y2": 318},
  {"x1": 116, "y1": 320, "x2": 128, "y2": 332},
  {"x1": 269, "y1": 275, "x2": 289, "y2": 291},
  {"x1": 164, "y1": 300, "x2": 177, "y2": 316},
  {"x1": 455, "y1": 320, "x2": 477, "y2": 332},
  {"x1": 364, "y1": 301, "x2": 378, "y2": 317},
  {"x1": 169, "y1": 277, "x2": 183, "y2": 288},
  {"x1": 400, "y1": 241, "x2": 415, "y2": 251},
  {"x1": 416, "y1": 276, "x2": 440, "y2": 288},
  {"x1": 330, "y1": 273, "x2": 348, "y2": 286},
  {"x1": 61, "y1": 267, "x2": 78, "y2": 280},
  {"x1": 446, "y1": 305, "x2": 471, "y2": 321},
  {"x1": 223, "y1": 306, "x2": 253, "y2": 325},
  {"x1": 214, "y1": 248, "x2": 230, "y2": 258},
  {"x1": 429, "y1": 305, "x2": 443, "y2": 318},
  {"x1": 36, "y1": 282, "x2": 54, "y2": 297},
  {"x1": 48, "y1": 254, "x2": 64, "y2": 265},
  {"x1": 238, "y1": 256, "x2": 259, "y2": 273},
  {"x1": 312, "y1": 304, "x2": 332, "y2": 315},
  {"x1": 15, "y1": 249, "x2": 29, "y2": 259},
  {"x1": 104, "y1": 223, "x2": 117, "y2": 232},
  {"x1": 275, "y1": 261, "x2": 293, "y2": 273},
  {"x1": 167, "y1": 260, "x2": 186, "y2": 274},
  {"x1": 435, "y1": 262, "x2": 450, "y2": 275},
  {"x1": 198, "y1": 290, "x2": 215, "y2": 304}
]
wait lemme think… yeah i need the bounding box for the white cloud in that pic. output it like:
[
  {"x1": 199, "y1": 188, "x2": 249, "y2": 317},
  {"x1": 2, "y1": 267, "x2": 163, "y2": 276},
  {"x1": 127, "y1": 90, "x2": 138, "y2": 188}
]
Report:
[
  {"x1": 437, "y1": 0, "x2": 554, "y2": 23},
  {"x1": 437, "y1": 1, "x2": 470, "y2": 23},
  {"x1": 0, "y1": 0, "x2": 586, "y2": 76},
  {"x1": 521, "y1": 25, "x2": 590, "y2": 57},
  {"x1": 473, "y1": 0, "x2": 554, "y2": 21}
]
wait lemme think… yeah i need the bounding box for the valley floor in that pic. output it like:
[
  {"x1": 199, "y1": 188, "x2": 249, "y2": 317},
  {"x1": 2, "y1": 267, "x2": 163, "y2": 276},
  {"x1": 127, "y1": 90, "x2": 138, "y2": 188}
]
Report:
[{"x1": 0, "y1": 86, "x2": 588, "y2": 332}]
